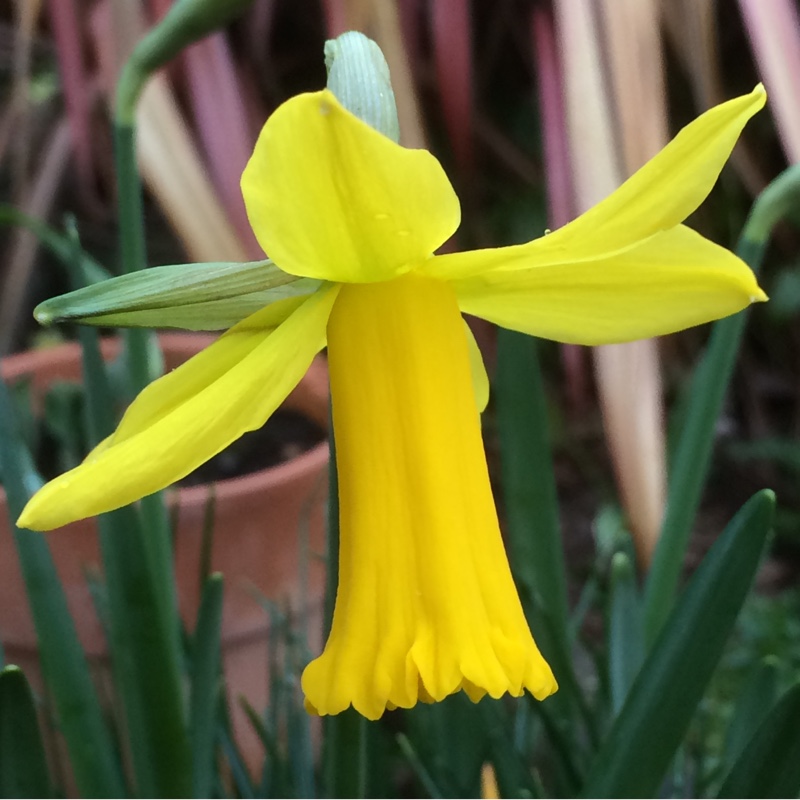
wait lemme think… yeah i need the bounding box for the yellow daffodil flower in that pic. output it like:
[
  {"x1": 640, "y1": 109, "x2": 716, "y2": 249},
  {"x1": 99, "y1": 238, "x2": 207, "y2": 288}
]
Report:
[{"x1": 18, "y1": 83, "x2": 766, "y2": 721}]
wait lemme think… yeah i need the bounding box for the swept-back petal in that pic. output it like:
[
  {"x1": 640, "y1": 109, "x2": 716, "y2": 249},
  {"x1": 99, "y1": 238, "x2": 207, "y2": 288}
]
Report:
[
  {"x1": 430, "y1": 85, "x2": 766, "y2": 281},
  {"x1": 241, "y1": 90, "x2": 460, "y2": 283},
  {"x1": 85, "y1": 295, "x2": 309, "y2": 462},
  {"x1": 17, "y1": 286, "x2": 339, "y2": 530},
  {"x1": 452, "y1": 226, "x2": 766, "y2": 345}
]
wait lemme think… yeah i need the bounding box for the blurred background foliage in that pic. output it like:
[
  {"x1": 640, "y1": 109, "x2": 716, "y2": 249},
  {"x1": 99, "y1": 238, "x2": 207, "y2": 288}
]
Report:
[{"x1": 0, "y1": 0, "x2": 799, "y2": 797}]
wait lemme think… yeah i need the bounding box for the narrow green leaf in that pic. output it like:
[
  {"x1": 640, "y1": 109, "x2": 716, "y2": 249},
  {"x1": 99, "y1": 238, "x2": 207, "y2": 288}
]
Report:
[
  {"x1": 240, "y1": 696, "x2": 283, "y2": 777},
  {"x1": 0, "y1": 205, "x2": 111, "y2": 285},
  {"x1": 0, "y1": 666, "x2": 51, "y2": 798},
  {"x1": 528, "y1": 596, "x2": 598, "y2": 749},
  {"x1": 643, "y1": 300, "x2": 753, "y2": 642},
  {"x1": 219, "y1": 725, "x2": 257, "y2": 800},
  {"x1": 190, "y1": 573, "x2": 224, "y2": 799},
  {"x1": 78, "y1": 325, "x2": 192, "y2": 797},
  {"x1": 480, "y1": 701, "x2": 542, "y2": 799},
  {"x1": 607, "y1": 551, "x2": 644, "y2": 714},
  {"x1": 0, "y1": 382, "x2": 125, "y2": 798},
  {"x1": 396, "y1": 734, "x2": 444, "y2": 799},
  {"x1": 717, "y1": 683, "x2": 800, "y2": 799},
  {"x1": 531, "y1": 697, "x2": 584, "y2": 796},
  {"x1": 57, "y1": 213, "x2": 193, "y2": 797},
  {"x1": 496, "y1": 330, "x2": 581, "y2": 731},
  {"x1": 583, "y1": 490, "x2": 774, "y2": 798},
  {"x1": 34, "y1": 259, "x2": 319, "y2": 331},
  {"x1": 323, "y1": 708, "x2": 368, "y2": 799},
  {"x1": 644, "y1": 164, "x2": 800, "y2": 643},
  {"x1": 722, "y1": 657, "x2": 778, "y2": 768},
  {"x1": 495, "y1": 330, "x2": 569, "y2": 640},
  {"x1": 285, "y1": 648, "x2": 316, "y2": 799}
]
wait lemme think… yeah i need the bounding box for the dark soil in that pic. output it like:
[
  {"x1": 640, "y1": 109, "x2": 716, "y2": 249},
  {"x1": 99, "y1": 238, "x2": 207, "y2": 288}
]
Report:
[
  {"x1": 177, "y1": 409, "x2": 326, "y2": 487},
  {"x1": 18, "y1": 389, "x2": 326, "y2": 488}
]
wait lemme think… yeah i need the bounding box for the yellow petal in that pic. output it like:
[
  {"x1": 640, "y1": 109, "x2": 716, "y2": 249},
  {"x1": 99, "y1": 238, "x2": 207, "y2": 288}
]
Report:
[
  {"x1": 302, "y1": 274, "x2": 555, "y2": 720},
  {"x1": 465, "y1": 322, "x2": 490, "y2": 413},
  {"x1": 17, "y1": 287, "x2": 339, "y2": 530},
  {"x1": 453, "y1": 226, "x2": 766, "y2": 345},
  {"x1": 87, "y1": 295, "x2": 308, "y2": 461},
  {"x1": 241, "y1": 90, "x2": 460, "y2": 283},
  {"x1": 430, "y1": 85, "x2": 766, "y2": 281}
]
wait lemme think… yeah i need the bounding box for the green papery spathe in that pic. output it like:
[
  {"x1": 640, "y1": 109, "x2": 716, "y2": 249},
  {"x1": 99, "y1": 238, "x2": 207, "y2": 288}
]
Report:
[{"x1": 34, "y1": 259, "x2": 320, "y2": 331}]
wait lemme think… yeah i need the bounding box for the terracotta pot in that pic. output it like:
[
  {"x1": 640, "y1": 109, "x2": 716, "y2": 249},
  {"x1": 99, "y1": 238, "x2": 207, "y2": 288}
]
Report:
[{"x1": 0, "y1": 334, "x2": 329, "y2": 772}]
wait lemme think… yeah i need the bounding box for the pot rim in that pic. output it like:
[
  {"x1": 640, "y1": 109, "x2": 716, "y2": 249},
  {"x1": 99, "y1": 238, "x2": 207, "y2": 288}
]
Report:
[{"x1": 0, "y1": 334, "x2": 330, "y2": 510}]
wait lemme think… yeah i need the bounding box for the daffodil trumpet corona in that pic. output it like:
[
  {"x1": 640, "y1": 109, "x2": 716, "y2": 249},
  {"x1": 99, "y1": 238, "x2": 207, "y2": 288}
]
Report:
[{"x1": 18, "y1": 44, "x2": 766, "y2": 719}]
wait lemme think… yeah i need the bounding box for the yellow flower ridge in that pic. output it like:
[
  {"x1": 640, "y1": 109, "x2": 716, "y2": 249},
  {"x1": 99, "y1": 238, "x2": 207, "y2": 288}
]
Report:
[
  {"x1": 304, "y1": 274, "x2": 556, "y2": 718},
  {"x1": 18, "y1": 85, "x2": 767, "y2": 719}
]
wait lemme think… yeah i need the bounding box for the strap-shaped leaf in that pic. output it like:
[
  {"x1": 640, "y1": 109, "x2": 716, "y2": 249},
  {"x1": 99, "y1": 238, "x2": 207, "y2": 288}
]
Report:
[
  {"x1": 582, "y1": 490, "x2": 774, "y2": 798},
  {"x1": 0, "y1": 667, "x2": 51, "y2": 798},
  {"x1": 0, "y1": 206, "x2": 111, "y2": 285},
  {"x1": 607, "y1": 551, "x2": 644, "y2": 714},
  {"x1": 34, "y1": 259, "x2": 320, "y2": 331},
  {"x1": 190, "y1": 574, "x2": 224, "y2": 799},
  {"x1": 717, "y1": 683, "x2": 800, "y2": 798},
  {"x1": 722, "y1": 658, "x2": 778, "y2": 768},
  {"x1": 0, "y1": 381, "x2": 125, "y2": 797},
  {"x1": 645, "y1": 164, "x2": 800, "y2": 642}
]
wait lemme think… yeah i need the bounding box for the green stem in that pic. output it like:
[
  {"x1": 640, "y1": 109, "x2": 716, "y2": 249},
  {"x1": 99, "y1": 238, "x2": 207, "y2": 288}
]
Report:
[
  {"x1": 321, "y1": 416, "x2": 369, "y2": 799},
  {"x1": 115, "y1": 0, "x2": 254, "y2": 126},
  {"x1": 112, "y1": 122, "x2": 153, "y2": 392}
]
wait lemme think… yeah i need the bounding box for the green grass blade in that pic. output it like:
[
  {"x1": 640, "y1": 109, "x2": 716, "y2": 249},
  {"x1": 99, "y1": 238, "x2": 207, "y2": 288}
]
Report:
[
  {"x1": 643, "y1": 298, "x2": 756, "y2": 643},
  {"x1": 0, "y1": 666, "x2": 51, "y2": 798},
  {"x1": 0, "y1": 382, "x2": 125, "y2": 797},
  {"x1": 286, "y1": 653, "x2": 316, "y2": 799},
  {"x1": 644, "y1": 164, "x2": 800, "y2": 643},
  {"x1": 494, "y1": 330, "x2": 590, "y2": 744},
  {"x1": 607, "y1": 552, "x2": 644, "y2": 714},
  {"x1": 722, "y1": 657, "x2": 778, "y2": 768},
  {"x1": 495, "y1": 329, "x2": 569, "y2": 640},
  {"x1": 716, "y1": 683, "x2": 800, "y2": 799},
  {"x1": 190, "y1": 573, "x2": 224, "y2": 799},
  {"x1": 531, "y1": 697, "x2": 584, "y2": 795},
  {"x1": 528, "y1": 596, "x2": 598, "y2": 748},
  {"x1": 583, "y1": 490, "x2": 774, "y2": 798},
  {"x1": 77, "y1": 323, "x2": 191, "y2": 796},
  {"x1": 0, "y1": 205, "x2": 111, "y2": 284},
  {"x1": 396, "y1": 733, "x2": 444, "y2": 799},
  {"x1": 480, "y1": 701, "x2": 542, "y2": 799},
  {"x1": 219, "y1": 725, "x2": 256, "y2": 799},
  {"x1": 323, "y1": 709, "x2": 368, "y2": 799}
]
